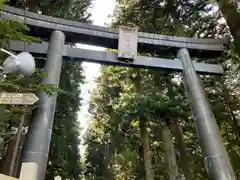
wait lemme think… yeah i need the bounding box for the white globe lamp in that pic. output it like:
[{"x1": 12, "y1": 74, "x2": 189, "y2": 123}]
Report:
[{"x1": 0, "y1": 48, "x2": 35, "y2": 76}]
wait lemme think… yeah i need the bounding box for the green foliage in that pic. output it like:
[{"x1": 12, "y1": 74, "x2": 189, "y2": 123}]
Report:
[
  {"x1": 0, "y1": 1, "x2": 40, "y2": 48},
  {"x1": 0, "y1": 20, "x2": 40, "y2": 49},
  {"x1": 0, "y1": 0, "x2": 6, "y2": 8},
  {"x1": 37, "y1": 0, "x2": 91, "y2": 22}
]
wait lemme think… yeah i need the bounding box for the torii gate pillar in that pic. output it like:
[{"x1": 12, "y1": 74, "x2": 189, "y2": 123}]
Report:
[
  {"x1": 20, "y1": 30, "x2": 65, "y2": 180},
  {"x1": 177, "y1": 48, "x2": 236, "y2": 180}
]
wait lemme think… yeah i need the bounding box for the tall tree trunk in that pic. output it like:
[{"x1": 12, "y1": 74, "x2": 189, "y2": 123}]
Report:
[
  {"x1": 63, "y1": 0, "x2": 74, "y2": 18},
  {"x1": 139, "y1": 120, "x2": 154, "y2": 180},
  {"x1": 218, "y1": 0, "x2": 240, "y2": 53},
  {"x1": 162, "y1": 122, "x2": 179, "y2": 180},
  {"x1": 172, "y1": 121, "x2": 193, "y2": 180},
  {"x1": 222, "y1": 85, "x2": 240, "y2": 139},
  {"x1": 26, "y1": 0, "x2": 39, "y2": 11}
]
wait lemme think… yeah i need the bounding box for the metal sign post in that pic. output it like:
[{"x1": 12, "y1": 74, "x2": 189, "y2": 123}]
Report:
[{"x1": 9, "y1": 115, "x2": 24, "y2": 176}]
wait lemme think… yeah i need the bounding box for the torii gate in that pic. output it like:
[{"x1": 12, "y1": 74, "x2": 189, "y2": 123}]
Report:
[{"x1": 1, "y1": 5, "x2": 236, "y2": 180}]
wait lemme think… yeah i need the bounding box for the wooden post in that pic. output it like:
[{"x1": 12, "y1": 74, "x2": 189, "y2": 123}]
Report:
[{"x1": 9, "y1": 115, "x2": 24, "y2": 176}]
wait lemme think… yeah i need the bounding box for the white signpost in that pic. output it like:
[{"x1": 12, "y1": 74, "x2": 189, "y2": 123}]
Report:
[
  {"x1": 118, "y1": 26, "x2": 138, "y2": 60},
  {"x1": 54, "y1": 176, "x2": 62, "y2": 180},
  {"x1": 0, "y1": 93, "x2": 39, "y2": 105},
  {"x1": 0, "y1": 163, "x2": 38, "y2": 180}
]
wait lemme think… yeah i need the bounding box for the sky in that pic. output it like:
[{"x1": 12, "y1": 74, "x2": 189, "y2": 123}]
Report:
[{"x1": 76, "y1": 0, "x2": 116, "y2": 156}]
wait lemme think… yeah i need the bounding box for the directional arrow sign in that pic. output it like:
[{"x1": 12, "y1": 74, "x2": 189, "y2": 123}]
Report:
[{"x1": 0, "y1": 93, "x2": 39, "y2": 105}]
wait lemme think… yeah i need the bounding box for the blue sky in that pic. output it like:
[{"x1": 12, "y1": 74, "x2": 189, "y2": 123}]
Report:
[{"x1": 77, "y1": 0, "x2": 116, "y2": 155}]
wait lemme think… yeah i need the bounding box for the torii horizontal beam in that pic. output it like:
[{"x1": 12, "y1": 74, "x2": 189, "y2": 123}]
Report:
[
  {"x1": 9, "y1": 41, "x2": 224, "y2": 75},
  {"x1": 1, "y1": 6, "x2": 228, "y2": 58}
]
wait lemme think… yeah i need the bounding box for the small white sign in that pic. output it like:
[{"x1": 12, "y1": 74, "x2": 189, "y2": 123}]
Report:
[
  {"x1": 0, "y1": 93, "x2": 39, "y2": 105},
  {"x1": 118, "y1": 26, "x2": 138, "y2": 60},
  {"x1": 54, "y1": 176, "x2": 62, "y2": 180}
]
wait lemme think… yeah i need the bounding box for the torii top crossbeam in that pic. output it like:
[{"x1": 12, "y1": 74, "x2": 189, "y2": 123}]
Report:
[{"x1": 0, "y1": 5, "x2": 228, "y2": 58}]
